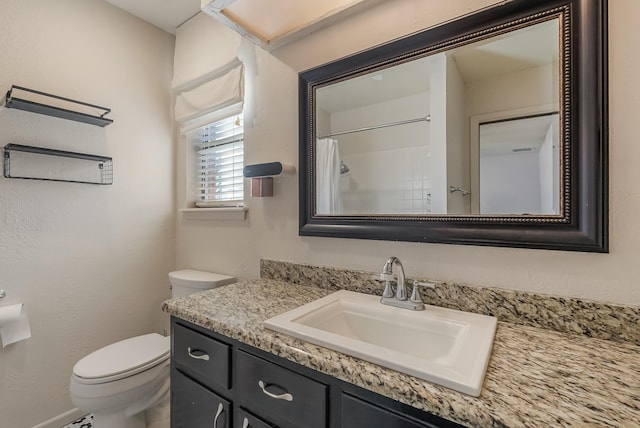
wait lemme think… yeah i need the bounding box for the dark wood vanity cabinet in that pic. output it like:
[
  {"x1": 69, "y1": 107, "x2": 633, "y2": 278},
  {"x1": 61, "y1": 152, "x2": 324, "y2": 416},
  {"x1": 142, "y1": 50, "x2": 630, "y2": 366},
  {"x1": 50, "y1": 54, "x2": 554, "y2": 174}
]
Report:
[
  {"x1": 236, "y1": 350, "x2": 328, "y2": 428},
  {"x1": 171, "y1": 370, "x2": 231, "y2": 428},
  {"x1": 341, "y1": 393, "x2": 446, "y2": 428},
  {"x1": 170, "y1": 318, "x2": 465, "y2": 428},
  {"x1": 235, "y1": 407, "x2": 275, "y2": 428},
  {"x1": 173, "y1": 322, "x2": 231, "y2": 392}
]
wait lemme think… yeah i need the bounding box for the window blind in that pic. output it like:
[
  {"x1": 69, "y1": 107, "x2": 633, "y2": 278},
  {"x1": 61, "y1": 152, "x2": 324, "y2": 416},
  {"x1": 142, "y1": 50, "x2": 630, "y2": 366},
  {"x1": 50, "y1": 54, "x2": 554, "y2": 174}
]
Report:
[{"x1": 190, "y1": 115, "x2": 244, "y2": 208}]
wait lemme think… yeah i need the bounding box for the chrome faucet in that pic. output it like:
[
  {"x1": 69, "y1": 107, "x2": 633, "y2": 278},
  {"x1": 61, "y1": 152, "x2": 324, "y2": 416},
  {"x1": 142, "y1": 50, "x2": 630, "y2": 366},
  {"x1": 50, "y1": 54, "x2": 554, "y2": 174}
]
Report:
[
  {"x1": 380, "y1": 256, "x2": 407, "y2": 300},
  {"x1": 379, "y1": 257, "x2": 434, "y2": 311}
]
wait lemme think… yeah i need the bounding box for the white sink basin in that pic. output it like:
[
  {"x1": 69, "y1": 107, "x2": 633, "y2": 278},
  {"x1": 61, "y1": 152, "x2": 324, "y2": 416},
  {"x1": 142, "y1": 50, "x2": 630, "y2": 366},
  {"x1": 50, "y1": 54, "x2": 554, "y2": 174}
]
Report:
[{"x1": 264, "y1": 290, "x2": 497, "y2": 396}]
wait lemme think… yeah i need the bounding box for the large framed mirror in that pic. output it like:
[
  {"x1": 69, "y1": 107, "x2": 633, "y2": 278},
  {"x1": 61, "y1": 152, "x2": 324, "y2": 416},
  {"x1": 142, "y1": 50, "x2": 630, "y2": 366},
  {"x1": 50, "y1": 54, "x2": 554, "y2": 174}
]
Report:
[{"x1": 299, "y1": 0, "x2": 607, "y2": 252}]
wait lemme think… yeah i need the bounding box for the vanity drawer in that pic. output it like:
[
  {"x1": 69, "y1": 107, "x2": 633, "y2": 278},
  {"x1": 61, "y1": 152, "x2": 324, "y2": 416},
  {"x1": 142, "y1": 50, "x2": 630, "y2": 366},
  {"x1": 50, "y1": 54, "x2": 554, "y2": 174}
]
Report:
[
  {"x1": 236, "y1": 350, "x2": 327, "y2": 428},
  {"x1": 341, "y1": 393, "x2": 444, "y2": 428},
  {"x1": 235, "y1": 407, "x2": 278, "y2": 428},
  {"x1": 173, "y1": 322, "x2": 231, "y2": 391},
  {"x1": 171, "y1": 370, "x2": 231, "y2": 428}
]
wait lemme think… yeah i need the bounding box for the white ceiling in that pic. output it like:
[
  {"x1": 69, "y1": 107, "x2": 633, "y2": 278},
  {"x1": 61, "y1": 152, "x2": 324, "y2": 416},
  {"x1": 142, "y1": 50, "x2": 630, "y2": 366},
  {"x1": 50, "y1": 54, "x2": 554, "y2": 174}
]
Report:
[
  {"x1": 202, "y1": 0, "x2": 384, "y2": 51},
  {"x1": 104, "y1": 0, "x2": 383, "y2": 48},
  {"x1": 104, "y1": 0, "x2": 201, "y2": 34},
  {"x1": 223, "y1": 0, "x2": 366, "y2": 41}
]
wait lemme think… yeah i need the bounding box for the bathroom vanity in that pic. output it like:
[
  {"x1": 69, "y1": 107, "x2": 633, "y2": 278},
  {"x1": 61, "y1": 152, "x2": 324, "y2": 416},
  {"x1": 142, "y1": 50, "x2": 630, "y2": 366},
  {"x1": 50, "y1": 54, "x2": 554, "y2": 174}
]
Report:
[
  {"x1": 163, "y1": 265, "x2": 640, "y2": 428},
  {"x1": 171, "y1": 318, "x2": 461, "y2": 427}
]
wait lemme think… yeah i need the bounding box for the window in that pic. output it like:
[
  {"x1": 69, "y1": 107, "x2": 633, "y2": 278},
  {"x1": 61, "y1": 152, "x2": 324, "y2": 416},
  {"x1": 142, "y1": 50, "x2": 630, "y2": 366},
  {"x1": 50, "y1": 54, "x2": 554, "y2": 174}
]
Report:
[{"x1": 187, "y1": 114, "x2": 244, "y2": 208}]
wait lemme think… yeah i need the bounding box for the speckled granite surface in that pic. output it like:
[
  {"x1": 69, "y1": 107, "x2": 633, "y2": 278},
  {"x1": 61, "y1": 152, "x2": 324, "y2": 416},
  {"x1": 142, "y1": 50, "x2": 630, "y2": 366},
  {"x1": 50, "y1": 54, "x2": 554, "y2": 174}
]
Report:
[
  {"x1": 261, "y1": 259, "x2": 640, "y2": 346},
  {"x1": 163, "y1": 279, "x2": 640, "y2": 428}
]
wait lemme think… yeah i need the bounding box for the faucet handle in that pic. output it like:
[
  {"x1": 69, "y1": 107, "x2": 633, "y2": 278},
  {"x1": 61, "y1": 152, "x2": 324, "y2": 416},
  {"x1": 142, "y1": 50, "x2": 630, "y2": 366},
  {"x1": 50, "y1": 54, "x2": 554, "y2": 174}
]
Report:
[{"x1": 409, "y1": 280, "x2": 436, "y2": 304}]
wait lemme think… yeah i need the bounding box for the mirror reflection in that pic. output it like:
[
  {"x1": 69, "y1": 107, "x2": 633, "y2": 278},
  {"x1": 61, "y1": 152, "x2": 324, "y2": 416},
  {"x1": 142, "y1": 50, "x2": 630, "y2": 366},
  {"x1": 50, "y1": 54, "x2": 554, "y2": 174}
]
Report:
[
  {"x1": 476, "y1": 113, "x2": 560, "y2": 215},
  {"x1": 314, "y1": 18, "x2": 560, "y2": 216}
]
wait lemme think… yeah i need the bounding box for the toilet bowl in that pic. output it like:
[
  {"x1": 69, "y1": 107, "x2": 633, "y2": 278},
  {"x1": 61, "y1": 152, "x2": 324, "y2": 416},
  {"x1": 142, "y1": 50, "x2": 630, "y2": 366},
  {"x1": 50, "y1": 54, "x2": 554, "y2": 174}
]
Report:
[
  {"x1": 70, "y1": 270, "x2": 236, "y2": 428},
  {"x1": 70, "y1": 333, "x2": 170, "y2": 428}
]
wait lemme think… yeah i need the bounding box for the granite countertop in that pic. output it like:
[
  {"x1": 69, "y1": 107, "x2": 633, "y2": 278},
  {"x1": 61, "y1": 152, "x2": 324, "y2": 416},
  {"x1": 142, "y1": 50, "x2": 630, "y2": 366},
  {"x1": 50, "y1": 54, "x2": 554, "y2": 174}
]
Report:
[{"x1": 163, "y1": 279, "x2": 640, "y2": 428}]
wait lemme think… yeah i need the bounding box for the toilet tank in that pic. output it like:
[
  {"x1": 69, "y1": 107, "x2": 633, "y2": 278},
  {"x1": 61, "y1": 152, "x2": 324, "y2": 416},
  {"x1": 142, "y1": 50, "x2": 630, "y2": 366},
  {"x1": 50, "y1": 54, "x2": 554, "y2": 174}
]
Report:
[{"x1": 169, "y1": 269, "x2": 237, "y2": 298}]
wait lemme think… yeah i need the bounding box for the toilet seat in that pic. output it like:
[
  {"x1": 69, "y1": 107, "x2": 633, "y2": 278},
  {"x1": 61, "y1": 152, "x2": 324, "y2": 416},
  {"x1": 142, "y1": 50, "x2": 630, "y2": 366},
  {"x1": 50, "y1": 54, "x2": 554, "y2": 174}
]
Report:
[{"x1": 73, "y1": 333, "x2": 170, "y2": 385}]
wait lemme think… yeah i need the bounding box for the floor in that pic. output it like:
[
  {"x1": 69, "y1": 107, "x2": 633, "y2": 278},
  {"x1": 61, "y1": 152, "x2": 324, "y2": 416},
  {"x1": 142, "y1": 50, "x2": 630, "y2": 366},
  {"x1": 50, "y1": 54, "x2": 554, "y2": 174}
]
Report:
[
  {"x1": 61, "y1": 397, "x2": 169, "y2": 427},
  {"x1": 63, "y1": 414, "x2": 92, "y2": 428}
]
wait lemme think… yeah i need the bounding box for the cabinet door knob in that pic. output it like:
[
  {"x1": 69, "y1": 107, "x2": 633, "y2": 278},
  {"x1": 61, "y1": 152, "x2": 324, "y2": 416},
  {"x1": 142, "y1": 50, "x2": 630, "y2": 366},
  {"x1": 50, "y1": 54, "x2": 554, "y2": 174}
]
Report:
[
  {"x1": 242, "y1": 417, "x2": 250, "y2": 428},
  {"x1": 187, "y1": 347, "x2": 210, "y2": 361},
  {"x1": 258, "y1": 380, "x2": 294, "y2": 402},
  {"x1": 213, "y1": 402, "x2": 224, "y2": 428}
]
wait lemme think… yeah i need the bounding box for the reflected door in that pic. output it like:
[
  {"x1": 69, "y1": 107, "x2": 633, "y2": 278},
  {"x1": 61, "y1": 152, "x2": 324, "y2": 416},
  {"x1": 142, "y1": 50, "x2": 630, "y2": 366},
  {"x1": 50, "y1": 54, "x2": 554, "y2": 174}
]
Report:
[{"x1": 478, "y1": 113, "x2": 560, "y2": 215}]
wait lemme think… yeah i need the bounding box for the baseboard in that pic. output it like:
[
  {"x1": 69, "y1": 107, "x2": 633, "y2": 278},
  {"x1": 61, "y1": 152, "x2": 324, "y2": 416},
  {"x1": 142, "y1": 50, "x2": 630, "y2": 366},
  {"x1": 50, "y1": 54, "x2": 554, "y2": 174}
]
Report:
[{"x1": 32, "y1": 408, "x2": 86, "y2": 428}]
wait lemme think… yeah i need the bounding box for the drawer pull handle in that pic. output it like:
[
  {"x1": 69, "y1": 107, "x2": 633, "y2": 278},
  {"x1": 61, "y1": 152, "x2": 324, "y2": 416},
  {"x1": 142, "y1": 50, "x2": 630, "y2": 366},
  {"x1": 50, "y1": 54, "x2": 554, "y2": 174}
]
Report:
[
  {"x1": 242, "y1": 417, "x2": 249, "y2": 428},
  {"x1": 187, "y1": 347, "x2": 210, "y2": 361},
  {"x1": 213, "y1": 402, "x2": 224, "y2": 428},
  {"x1": 258, "y1": 380, "x2": 294, "y2": 402}
]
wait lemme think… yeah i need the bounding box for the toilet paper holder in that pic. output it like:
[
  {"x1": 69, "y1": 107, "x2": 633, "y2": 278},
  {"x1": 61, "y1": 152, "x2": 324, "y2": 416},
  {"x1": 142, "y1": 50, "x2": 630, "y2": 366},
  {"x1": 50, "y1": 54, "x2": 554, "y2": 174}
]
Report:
[{"x1": 0, "y1": 290, "x2": 6, "y2": 300}]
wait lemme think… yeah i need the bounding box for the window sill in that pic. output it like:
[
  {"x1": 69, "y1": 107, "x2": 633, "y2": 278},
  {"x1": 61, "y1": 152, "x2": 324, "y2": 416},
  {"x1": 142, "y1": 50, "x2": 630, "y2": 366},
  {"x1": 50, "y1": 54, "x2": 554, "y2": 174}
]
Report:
[{"x1": 179, "y1": 207, "x2": 247, "y2": 221}]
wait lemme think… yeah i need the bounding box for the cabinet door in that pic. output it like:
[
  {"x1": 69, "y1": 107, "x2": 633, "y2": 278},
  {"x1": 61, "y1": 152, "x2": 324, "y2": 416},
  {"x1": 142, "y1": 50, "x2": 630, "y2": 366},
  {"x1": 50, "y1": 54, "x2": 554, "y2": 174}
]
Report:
[
  {"x1": 173, "y1": 322, "x2": 231, "y2": 392},
  {"x1": 171, "y1": 370, "x2": 231, "y2": 428},
  {"x1": 236, "y1": 350, "x2": 328, "y2": 428},
  {"x1": 236, "y1": 407, "x2": 278, "y2": 428},
  {"x1": 342, "y1": 393, "x2": 444, "y2": 428}
]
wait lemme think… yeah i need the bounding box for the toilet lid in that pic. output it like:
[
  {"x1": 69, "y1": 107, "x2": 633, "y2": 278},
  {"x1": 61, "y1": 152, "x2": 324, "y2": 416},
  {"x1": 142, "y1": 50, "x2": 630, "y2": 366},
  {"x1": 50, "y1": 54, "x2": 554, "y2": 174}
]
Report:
[
  {"x1": 73, "y1": 333, "x2": 170, "y2": 380},
  {"x1": 169, "y1": 269, "x2": 236, "y2": 289}
]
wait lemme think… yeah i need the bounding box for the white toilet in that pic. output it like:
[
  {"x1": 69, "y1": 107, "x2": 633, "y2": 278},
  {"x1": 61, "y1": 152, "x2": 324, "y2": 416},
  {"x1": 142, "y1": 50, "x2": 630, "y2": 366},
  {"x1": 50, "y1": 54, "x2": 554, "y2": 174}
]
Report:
[{"x1": 69, "y1": 270, "x2": 236, "y2": 428}]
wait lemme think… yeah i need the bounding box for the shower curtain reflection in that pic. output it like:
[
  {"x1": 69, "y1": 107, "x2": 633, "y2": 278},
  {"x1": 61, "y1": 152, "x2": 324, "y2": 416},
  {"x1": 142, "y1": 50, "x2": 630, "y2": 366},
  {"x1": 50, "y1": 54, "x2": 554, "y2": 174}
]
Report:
[{"x1": 316, "y1": 138, "x2": 343, "y2": 215}]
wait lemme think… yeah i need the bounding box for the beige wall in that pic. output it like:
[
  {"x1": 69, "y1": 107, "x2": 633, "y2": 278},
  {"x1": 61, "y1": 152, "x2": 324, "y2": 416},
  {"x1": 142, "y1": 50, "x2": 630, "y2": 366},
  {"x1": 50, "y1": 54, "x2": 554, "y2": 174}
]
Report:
[
  {"x1": 0, "y1": 0, "x2": 175, "y2": 426},
  {"x1": 178, "y1": 0, "x2": 640, "y2": 307}
]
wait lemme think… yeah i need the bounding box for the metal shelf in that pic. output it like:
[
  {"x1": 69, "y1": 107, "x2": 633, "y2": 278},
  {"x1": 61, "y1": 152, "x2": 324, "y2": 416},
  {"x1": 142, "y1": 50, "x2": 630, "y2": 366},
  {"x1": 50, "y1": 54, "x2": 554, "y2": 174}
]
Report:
[
  {"x1": 4, "y1": 85, "x2": 113, "y2": 127},
  {"x1": 3, "y1": 144, "x2": 113, "y2": 185}
]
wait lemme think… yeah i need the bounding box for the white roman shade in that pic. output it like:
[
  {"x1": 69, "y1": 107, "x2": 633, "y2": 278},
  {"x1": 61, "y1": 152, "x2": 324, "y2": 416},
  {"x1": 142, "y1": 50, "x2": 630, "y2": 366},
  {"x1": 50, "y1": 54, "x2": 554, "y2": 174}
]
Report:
[
  {"x1": 174, "y1": 62, "x2": 244, "y2": 126},
  {"x1": 172, "y1": 13, "x2": 242, "y2": 90},
  {"x1": 173, "y1": 12, "x2": 245, "y2": 133}
]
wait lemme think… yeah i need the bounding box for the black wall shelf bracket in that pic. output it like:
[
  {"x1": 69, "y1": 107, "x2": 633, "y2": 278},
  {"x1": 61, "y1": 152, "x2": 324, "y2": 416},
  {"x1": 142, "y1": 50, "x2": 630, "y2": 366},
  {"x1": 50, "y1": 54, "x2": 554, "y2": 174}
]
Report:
[
  {"x1": 4, "y1": 85, "x2": 113, "y2": 127},
  {"x1": 3, "y1": 144, "x2": 113, "y2": 185}
]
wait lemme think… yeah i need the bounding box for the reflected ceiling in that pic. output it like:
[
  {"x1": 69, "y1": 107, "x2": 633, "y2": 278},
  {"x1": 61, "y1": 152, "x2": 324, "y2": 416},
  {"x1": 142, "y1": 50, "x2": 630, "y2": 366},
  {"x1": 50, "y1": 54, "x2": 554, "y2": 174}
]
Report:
[
  {"x1": 317, "y1": 57, "x2": 431, "y2": 113},
  {"x1": 480, "y1": 114, "x2": 558, "y2": 156},
  {"x1": 452, "y1": 19, "x2": 559, "y2": 82}
]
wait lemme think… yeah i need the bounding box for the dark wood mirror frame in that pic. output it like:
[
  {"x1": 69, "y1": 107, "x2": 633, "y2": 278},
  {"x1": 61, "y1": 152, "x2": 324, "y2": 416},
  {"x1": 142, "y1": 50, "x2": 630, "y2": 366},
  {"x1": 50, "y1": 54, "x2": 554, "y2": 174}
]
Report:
[{"x1": 299, "y1": 0, "x2": 607, "y2": 252}]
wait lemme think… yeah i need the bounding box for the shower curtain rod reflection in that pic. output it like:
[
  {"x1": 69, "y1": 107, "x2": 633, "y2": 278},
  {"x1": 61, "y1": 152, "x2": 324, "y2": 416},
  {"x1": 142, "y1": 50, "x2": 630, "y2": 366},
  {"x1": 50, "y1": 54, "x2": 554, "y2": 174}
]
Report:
[{"x1": 318, "y1": 115, "x2": 431, "y2": 139}]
